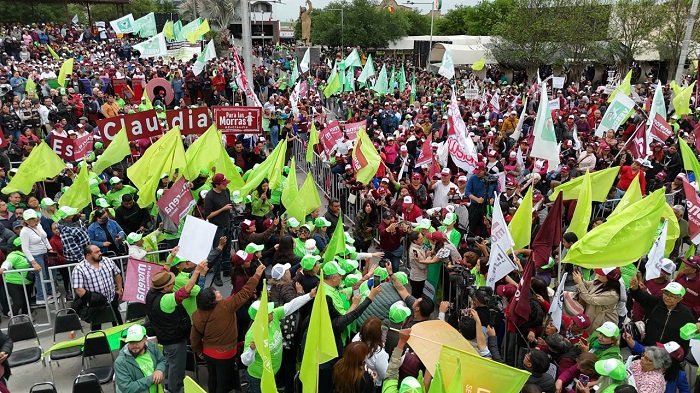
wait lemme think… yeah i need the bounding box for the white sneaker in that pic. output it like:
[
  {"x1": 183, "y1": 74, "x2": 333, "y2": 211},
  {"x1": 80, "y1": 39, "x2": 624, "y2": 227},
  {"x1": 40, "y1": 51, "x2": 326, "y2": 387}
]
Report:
[{"x1": 35, "y1": 299, "x2": 46, "y2": 305}]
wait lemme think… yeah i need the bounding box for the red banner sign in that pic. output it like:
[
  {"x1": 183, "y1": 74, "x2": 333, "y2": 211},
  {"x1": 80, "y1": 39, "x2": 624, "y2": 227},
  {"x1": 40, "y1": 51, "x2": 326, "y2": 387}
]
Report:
[
  {"x1": 319, "y1": 120, "x2": 343, "y2": 156},
  {"x1": 211, "y1": 106, "x2": 263, "y2": 134},
  {"x1": 650, "y1": 113, "x2": 673, "y2": 142},
  {"x1": 166, "y1": 106, "x2": 212, "y2": 136},
  {"x1": 123, "y1": 258, "x2": 166, "y2": 303},
  {"x1": 96, "y1": 109, "x2": 162, "y2": 144},
  {"x1": 156, "y1": 177, "x2": 196, "y2": 224},
  {"x1": 51, "y1": 134, "x2": 94, "y2": 161},
  {"x1": 342, "y1": 121, "x2": 365, "y2": 141}
]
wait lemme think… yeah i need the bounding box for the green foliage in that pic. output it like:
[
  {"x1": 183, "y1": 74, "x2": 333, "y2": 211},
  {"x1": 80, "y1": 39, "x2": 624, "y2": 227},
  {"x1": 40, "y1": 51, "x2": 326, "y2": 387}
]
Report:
[
  {"x1": 306, "y1": 0, "x2": 411, "y2": 48},
  {"x1": 397, "y1": 9, "x2": 431, "y2": 36},
  {"x1": 0, "y1": 0, "x2": 177, "y2": 24},
  {"x1": 436, "y1": 0, "x2": 515, "y2": 36}
]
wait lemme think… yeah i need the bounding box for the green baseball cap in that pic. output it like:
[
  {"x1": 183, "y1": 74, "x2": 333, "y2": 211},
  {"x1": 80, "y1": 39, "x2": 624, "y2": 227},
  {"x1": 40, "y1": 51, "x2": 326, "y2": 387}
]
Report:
[
  {"x1": 57, "y1": 206, "x2": 78, "y2": 218},
  {"x1": 595, "y1": 321, "x2": 620, "y2": 338},
  {"x1": 413, "y1": 218, "x2": 432, "y2": 231},
  {"x1": 594, "y1": 359, "x2": 626, "y2": 381},
  {"x1": 245, "y1": 243, "x2": 264, "y2": 253},
  {"x1": 663, "y1": 282, "x2": 686, "y2": 297},
  {"x1": 389, "y1": 301, "x2": 412, "y2": 324},
  {"x1": 344, "y1": 273, "x2": 362, "y2": 288},
  {"x1": 399, "y1": 377, "x2": 423, "y2": 393},
  {"x1": 337, "y1": 257, "x2": 358, "y2": 273},
  {"x1": 232, "y1": 190, "x2": 243, "y2": 204},
  {"x1": 322, "y1": 261, "x2": 346, "y2": 277},
  {"x1": 374, "y1": 267, "x2": 389, "y2": 282},
  {"x1": 94, "y1": 142, "x2": 104, "y2": 149},
  {"x1": 287, "y1": 217, "x2": 301, "y2": 228},
  {"x1": 40, "y1": 198, "x2": 56, "y2": 208},
  {"x1": 95, "y1": 198, "x2": 110, "y2": 208},
  {"x1": 344, "y1": 232, "x2": 355, "y2": 244},
  {"x1": 314, "y1": 217, "x2": 331, "y2": 227},
  {"x1": 126, "y1": 232, "x2": 142, "y2": 245},
  {"x1": 124, "y1": 324, "x2": 147, "y2": 343},
  {"x1": 12, "y1": 237, "x2": 21, "y2": 247},
  {"x1": 170, "y1": 255, "x2": 186, "y2": 267},
  {"x1": 300, "y1": 255, "x2": 321, "y2": 271},
  {"x1": 248, "y1": 300, "x2": 276, "y2": 320},
  {"x1": 199, "y1": 168, "x2": 210, "y2": 176},
  {"x1": 394, "y1": 271, "x2": 408, "y2": 285},
  {"x1": 300, "y1": 223, "x2": 314, "y2": 233},
  {"x1": 442, "y1": 212, "x2": 457, "y2": 226}
]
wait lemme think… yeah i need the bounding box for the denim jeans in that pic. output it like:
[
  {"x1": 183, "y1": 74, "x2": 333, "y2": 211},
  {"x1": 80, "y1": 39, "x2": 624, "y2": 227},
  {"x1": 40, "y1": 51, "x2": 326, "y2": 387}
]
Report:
[
  {"x1": 33, "y1": 253, "x2": 52, "y2": 301},
  {"x1": 270, "y1": 125, "x2": 280, "y2": 148},
  {"x1": 209, "y1": 225, "x2": 231, "y2": 278},
  {"x1": 247, "y1": 373, "x2": 261, "y2": 393},
  {"x1": 382, "y1": 246, "x2": 404, "y2": 273}
]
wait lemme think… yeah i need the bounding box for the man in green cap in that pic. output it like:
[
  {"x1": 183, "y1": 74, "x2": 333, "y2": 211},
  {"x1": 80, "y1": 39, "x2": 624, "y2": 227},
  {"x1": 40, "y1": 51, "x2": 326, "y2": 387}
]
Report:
[
  {"x1": 114, "y1": 324, "x2": 167, "y2": 393},
  {"x1": 106, "y1": 176, "x2": 137, "y2": 208}
]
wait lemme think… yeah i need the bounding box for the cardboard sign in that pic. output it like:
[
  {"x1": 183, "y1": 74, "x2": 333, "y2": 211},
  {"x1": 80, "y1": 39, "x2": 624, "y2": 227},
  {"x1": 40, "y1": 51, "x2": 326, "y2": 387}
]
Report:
[
  {"x1": 552, "y1": 77, "x2": 565, "y2": 89},
  {"x1": 177, "y1": 216, "x2": 218, "y2": 264},
  {"x1": 342, "y1": 121, "x2": 365, "y2": 141},
  {"x1": 463, "y1": 88, "x2": 479, "y2": 99},
  {"x1": 166, "y1": 106, "x2": 212, "y2": 135},
  {"x1": 156, "y1": 177, "x2": 195, "y2": 224},
  {"x1": 51, "y1": 134, "x2": 94, "y2": 161},
  {"x1": 319, "y1": 120, "x2": 343, "y2": 155},
  {"x1": 123, "y1": 258, "x2": 166, "y2": 303},
  {"x1": 212, "y1": 106, "x2": 263, "y2": 134},
  {"x1": 650, "y1": 113, "x2": 674, "y2": 142}
]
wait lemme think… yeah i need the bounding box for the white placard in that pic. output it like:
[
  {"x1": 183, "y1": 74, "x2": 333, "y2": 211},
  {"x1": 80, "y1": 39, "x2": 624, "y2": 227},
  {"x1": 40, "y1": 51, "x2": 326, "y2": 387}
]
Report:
[
  {"x1": 552, "y1": 77, "x2": 565, "y2": 89},
  {"x1": 177, "y1": 216, "x2": 218, "y2": 264},
  {"x1": 548, "y1": 98, "x2": 560, "y2": 111}
]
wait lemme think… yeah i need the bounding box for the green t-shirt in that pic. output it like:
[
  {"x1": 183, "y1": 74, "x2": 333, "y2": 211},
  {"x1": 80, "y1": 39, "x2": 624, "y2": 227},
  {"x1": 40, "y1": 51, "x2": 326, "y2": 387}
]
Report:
[
  {"x1": 134, "y1": 352, "x2": 157, "y2": 393},
  {"x1": 325, "y1": 282, "x2": 346, "y2": 314},
  {"x1": 293, "y1": 238, "x2": 306, "y2": 257},
  {"x1": 173, "y1": 272, "x2": 201, "y2": 317},
  {"x1": 3, "y1": 251, "x2": 31, "y2": 285},
  {"x1": 106, "y1": 185, "x2": 138, "y2": 208},
  {"x1": 244, "y1": 306, "x2": 286, "y2": 378}
]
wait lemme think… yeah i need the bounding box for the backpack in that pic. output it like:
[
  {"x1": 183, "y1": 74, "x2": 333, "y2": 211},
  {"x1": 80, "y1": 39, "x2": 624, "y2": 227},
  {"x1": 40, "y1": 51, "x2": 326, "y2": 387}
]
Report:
[{"x1": 280, "y1": 310, "x2": 299, "y2": 350}]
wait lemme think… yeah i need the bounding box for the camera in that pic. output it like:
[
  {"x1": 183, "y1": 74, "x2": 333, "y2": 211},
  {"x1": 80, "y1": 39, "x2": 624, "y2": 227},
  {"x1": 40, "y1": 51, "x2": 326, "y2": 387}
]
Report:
[
  {"x1": 483, "y1": 174, "x2": 498, "y2": 184},
  {"x1": 465, "y1": 236, "x2": 483, "y2": 247}
]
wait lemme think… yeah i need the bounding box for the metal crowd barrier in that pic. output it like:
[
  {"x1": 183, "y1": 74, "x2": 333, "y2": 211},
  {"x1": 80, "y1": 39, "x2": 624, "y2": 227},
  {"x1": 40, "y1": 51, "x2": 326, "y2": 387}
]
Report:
[{"x1": 0, "y1": 249, "x2": 170, "y2": 333}]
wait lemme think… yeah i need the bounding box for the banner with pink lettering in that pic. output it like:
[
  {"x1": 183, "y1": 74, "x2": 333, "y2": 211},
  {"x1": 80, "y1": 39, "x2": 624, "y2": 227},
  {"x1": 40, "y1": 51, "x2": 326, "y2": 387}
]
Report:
[
  {"x1": 156, "y1": 177, "x2": 195, "y2": 223},
  {"x1": 342, "y1": 121, "x2": 365, "y2": 142},
  {"x1": 231, "y1": 46, "x2": 263, "y2": 107},
  {"x1": 447, "y1": 91, "x2": 478, "y2": 172},
  {"x1": 123, "y1": 258, "x2": 166, "y2": 303},
  {"x1": 319, "y1": 120, "x2": 343, "y2": 157}
]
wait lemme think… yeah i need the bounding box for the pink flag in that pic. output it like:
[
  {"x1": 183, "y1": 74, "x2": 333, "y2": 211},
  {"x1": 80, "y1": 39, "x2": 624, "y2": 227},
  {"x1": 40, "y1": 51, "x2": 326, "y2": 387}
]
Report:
[
  {"x1": 231, "y1": 46, "x2": 263, "y2": 107},
  {"x1": 416, "y1": 133, "x2": 432, "y2": 167},
  {"x1": 682, "y1": 176, "x2": 700, "y2": 244},
  {"x1": 123, "y1": 258, "x2": 167, "y2": 303},
  {"x1": 156, "y1": 177, "x2": 195, "y2": 224}
]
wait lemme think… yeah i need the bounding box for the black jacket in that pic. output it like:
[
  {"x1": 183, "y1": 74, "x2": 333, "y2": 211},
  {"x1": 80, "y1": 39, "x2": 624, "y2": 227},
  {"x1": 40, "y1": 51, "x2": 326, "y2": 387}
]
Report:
[
  {"x1": 630, "y1": 287, "x2": 695, "y2": 351},
  {"x1": 145, "y1": 289, "x2": 191, "y2": 345},
  {"x1": 0, "y1": 331, "x2": 12, "y2": 380},
  {"x1": 526, "y1": 372, "x2": 556, "y2": 393}
]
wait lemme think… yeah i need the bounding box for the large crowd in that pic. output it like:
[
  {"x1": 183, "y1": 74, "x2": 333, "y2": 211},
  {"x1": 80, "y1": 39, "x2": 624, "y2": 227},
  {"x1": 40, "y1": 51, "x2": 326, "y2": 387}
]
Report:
[{"x1": 0, "y1": 18, "x2": 694, "y2": 393}]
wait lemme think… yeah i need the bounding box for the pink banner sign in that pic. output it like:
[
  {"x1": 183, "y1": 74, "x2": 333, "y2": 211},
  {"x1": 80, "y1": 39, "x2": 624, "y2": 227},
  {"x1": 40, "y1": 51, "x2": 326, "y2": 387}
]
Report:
[
  {"x1": 156, "y1": 177, "x2": 195, "y2": 224},
  {"x1": 51, "y1": 134, "x2": 94, "y2": 161},
  {"x1": 123, "y1": 258, "x2": 166, "y2": 303},
  {"x1": 342, "y1": 121, "x2": 365, "y2": 141},
  {"x1": 319, "y1": 120, "x2": 343, "y2": 156}
]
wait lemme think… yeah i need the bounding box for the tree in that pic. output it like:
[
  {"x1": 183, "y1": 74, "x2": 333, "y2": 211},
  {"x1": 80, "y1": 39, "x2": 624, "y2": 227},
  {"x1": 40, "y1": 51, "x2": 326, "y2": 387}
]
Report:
[
  {"x1": 397, "y1": 9, "x2": 431, "y2": 36},
  {"x1": 436, "y1": 0, "x2": 515, "y2": 36},
  {"x1": 297, "y1": 0, "x2": 410, "y2": 48},
  {"x1": 606, "y1": 0, "x2": 663, "y2": 73},
  {"x1": 651, "y1": 0, "x2": 700, "y2": 80},
  {"x1": 179, "y1": 0, "x2": 239, "y2": 29}
]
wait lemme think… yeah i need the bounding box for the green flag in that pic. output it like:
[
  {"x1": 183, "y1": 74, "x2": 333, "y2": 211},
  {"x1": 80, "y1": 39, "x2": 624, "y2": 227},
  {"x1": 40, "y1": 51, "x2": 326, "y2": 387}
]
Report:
[
  {"x1": 438, "y1": 345, "x2": 530, "y2": 393},
  {"x1": 357, "y1": 54, "x2": 375, "y2": 84},
  {"x1": 173, "y1": 20, "x2": 183, "y2": 40},
  {"x1": 607, "y1": 70, "x2": 632, "y2": 103},
  {"x1": 58, "y1": 57, "x2": 74, "y2": 87},
  {"x1": 58, "y1": 161, "x2": 91, "y2": 210},
  {"x1": 509, "y1": 185, "x2": 533, "y2": 249},
  {"x1": 607, "y1": 174, "x2": 641, "y2": 219},
  {"x1": 679, "y1": 138, "x2": 700, "y2": 177},
  {"x1": 92, "y1": 127, "x2": 130, "y2": 175},
  {"x1": 25, "y1": 77, "x2": 36, "y2": 94},
  {"x1": 215, "y1": 133, "x2": 245, "y2": 192},
  {"x1": 163, "y1": 20, "x2": 174, "y2": 40},
  {"x1": 47, "y1": 44, "x2": 59, "y2": 60},
  {"x1": 352, "y1": 126, "x2": 381, "y2": 185},
  {"x1": 2, "y1": 142, "x2": 65, "y2": 195},
  {"x1": 268, "y1": 138, "x2": 289, "y2": 190},
  {"x1": 373, "y1": 64, "x2": 388, "y2": 96},
  {"x1": 251, "y1": 280, "x2": 277, "y2": 392},
  {"x1": 291, "y1": 58, "x2": 299, "y2": 84},
  {"x1": 323, "y1": 213, "x2": 345, "y2": 263},
  {"x1": 324, "y1": 69, "x2": 342, "y2": 98},
  {"x1": 567, "y1": 170, "x2": 592, "y2": 239},
  {"x1": 446, "y1": 358, "x2": 462, "y2": 393},
  {"x1": 135, "y1": 12, "x2": 157, "y2": 37},
  {"x1": 410, "y1": 72, "x2": 416, "y2": 103},
  {"x1": 299, "y1": 271, "x2": 338, "y2": 393},
  {"x1": 307, "y1": 122, "x2": 319, "y2": 163},
  {"x1": 239, "y1": 141, "x2": 287, "y2": 196},
  {"x1": 286, "y1": 174, "x2": 321, "y2": 222},
  {"x1": 281, "y1": 157, "x2": 298, "y2": 209},
  {"x1": 344, "y1": 67, "x2": 355, "y2": 92},
  {"x1": 550, "y1": 166, "x2": 620, "y2": 202},
  {"x1": 428, "y1": 363, "x2": 446, "y2": 393},
  {"x1": 563, "y1": 189, "x2": 668, "y2": 268},
  {"x1": 127, "y1": 127, "x2": 187, "y2": 208},
  {"x1": 399, "y1": 65, "x2": 406, "y2": 93},
  {"x1": 184, "y1": 124, "x2": 221, "y2": 180},
  {"x1": 389, "y1": 64, "x2": 396, "y2": 91}
]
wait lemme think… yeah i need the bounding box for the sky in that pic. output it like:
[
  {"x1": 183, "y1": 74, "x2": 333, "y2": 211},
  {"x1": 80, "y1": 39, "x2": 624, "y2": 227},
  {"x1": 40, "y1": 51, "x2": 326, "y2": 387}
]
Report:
[{"x1": 263, "y1": 0, "x2": 481, "y2": 25}]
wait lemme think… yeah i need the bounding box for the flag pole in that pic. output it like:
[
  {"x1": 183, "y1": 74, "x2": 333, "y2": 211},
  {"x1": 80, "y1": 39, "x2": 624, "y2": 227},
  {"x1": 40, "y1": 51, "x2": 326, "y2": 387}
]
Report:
[{"x1": 608, "y1": 121, "x2": 645, "y2": 168}]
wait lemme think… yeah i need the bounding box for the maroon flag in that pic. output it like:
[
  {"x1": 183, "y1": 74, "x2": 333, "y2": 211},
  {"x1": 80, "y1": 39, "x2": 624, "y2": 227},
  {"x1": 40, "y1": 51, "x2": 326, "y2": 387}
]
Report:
[
  {"x1": 156, "y1": 177, "x2": 195, "y2": 224},
  {"x1": 649, "y1": 113, "x2": 674, "y2": 142},
  {"x1": 682, "y1": 176, "x2": 700, "y2": 244},
  {"x1": 692, "y1": 123, "x2": 700, "y2": 154},
  {"x1": 625, "y1": 123, "x2": 649, "y2": 159},
  {"x1": 416, "y1": 133, "x2": 433, "y2": 167},
  {"x1": 511, "y1": 253, "x2": 535, "y2": 327},
  {"x1": 531, "y1": 193, "x2": 563, "y2": 269}
]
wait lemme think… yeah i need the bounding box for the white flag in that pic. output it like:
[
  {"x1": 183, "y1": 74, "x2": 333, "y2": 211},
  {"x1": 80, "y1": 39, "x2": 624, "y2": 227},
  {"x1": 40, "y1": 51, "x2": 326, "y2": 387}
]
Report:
[
  {"x1": 72, "y1": 14, "x2": 79, "y2": 24},
  {"x1": 645, "y1": 220, "x2": 668, "y2": 281},
  {"x1": 192, "y1": 39, "x2": 216, "y2": 76},
  {"x1": 300, "y1": 48, "x2": 311, "y2": 73},
  {"x1": 491, "y1": 194, "x2": 515, "y2": 251},
  {"x1": 357, "y1": 54, "x2": 374, "y2": 83},
  {"x1": 447, "y1": 90, "x2": 478, "y2": 173},
  {"x1": 647, "y1": 81, "x2": 667, "y2": 126},
  {"x1": 490, "y1": 90, "x2": 501, "y2": 112},
  {"x1": 486, "y1": 243, "x2": 517, "y2": 289},
  {"x1": 549, "y1": 273, "x2": 568, "y2": 331},
  {"x1": 110, "y1": 14, "x2": 135, "y2": 34},
  {"x1": 510, "y1": 98, "x2": 528, "y2": 141},
  {"x1": 132, "y1": 33, "x2": 168, "y2": 58},
  {"x1": 595, "y1": 92, "x2": 635, "y2": 137},
  {"x1": 530, "y1": 83, "x2": 560, "y2": 169},
  {"x1": 438, "y1": 47, "x2": 455, "y2": 80}
]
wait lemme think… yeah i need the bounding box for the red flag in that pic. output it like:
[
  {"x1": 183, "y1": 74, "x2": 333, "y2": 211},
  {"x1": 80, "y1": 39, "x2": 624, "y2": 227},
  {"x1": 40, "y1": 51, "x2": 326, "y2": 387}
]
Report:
[
  {"x1": 692, "y1": 123, "x2": 700, "y2": 154},
  {"x1": 531, "y1": 193, "x2": 563, "y2": 269},
  {"x1": 428, "y1": 159, "x2": 441, "y2": 180},
  {"x1": 624, "y1": 123, "x2": 649, "y2": 159},
  {"x1": 511, "y1": 253, "x2": 535, "y2": 327},
  {"x1": 650, "y1": 113, "x2": 674, "y2": 142},
  {"x1": 682, "y1": 176, "x2": 700, "y2": 244},
  {"x1": 416, "y1": 133, "x2": 432, "y2": 167}
]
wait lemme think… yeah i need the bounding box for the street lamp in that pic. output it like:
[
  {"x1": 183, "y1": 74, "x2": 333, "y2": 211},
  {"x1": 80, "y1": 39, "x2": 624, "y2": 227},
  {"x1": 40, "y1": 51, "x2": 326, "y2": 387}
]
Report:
[
  {"x1": 327, "y1": 8, "x2": 344, "y2": 49},
  {"x1": 403, "y1": 1, "x2": 435, "y2": 69}
]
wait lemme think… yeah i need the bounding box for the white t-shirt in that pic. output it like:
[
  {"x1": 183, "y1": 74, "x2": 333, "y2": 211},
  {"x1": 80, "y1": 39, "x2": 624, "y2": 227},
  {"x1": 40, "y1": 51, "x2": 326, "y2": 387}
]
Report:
[{"x1": 432, "y1": 181, "x2": 457, "y2": 208}]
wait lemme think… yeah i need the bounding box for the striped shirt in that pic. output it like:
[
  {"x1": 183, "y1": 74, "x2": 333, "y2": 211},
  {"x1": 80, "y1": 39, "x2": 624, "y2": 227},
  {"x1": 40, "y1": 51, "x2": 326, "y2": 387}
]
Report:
[{"x1": 71, "y1": 257, "x2": 121, "y2": 301}]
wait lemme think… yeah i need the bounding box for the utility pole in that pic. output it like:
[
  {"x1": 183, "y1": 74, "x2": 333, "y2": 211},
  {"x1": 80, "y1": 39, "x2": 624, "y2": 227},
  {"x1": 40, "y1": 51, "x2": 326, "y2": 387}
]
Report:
[
  {"x1": 675, "y1": 0, "x2": 699, "y2": 84},
  {"x1": 241, "y1": 0, "x2": 254, "y2": 105}
]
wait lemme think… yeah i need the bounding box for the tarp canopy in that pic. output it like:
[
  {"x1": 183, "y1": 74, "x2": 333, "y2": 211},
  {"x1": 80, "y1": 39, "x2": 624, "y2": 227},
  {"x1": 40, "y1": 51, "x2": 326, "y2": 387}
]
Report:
[{"x1": 429, "y1": 42, "x2": 497, "y2": 66}]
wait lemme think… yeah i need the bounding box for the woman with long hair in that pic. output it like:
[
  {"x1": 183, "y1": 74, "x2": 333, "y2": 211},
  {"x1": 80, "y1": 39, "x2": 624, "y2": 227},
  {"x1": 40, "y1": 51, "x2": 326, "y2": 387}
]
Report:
[
  {"x1": 273, "y1": 235, "x2": 302, "y2": 267},
  {"x1": 251, "y1": 179, "x2": 273, "y2": 230},
  {"x1": 333, "y1": 341, "x2": 375, "y2": 393},
  {"x1": 354, "y1": 317, "x2": 389, "y2": 390},
  {"x1": 573, "y1": 268, "x2": 621, "y2": 334},
  {"x1": 0, "y1": 237, "x2": 40, "y2": 315},
  {"x1": 39, "y1": 198, "x2": 56, "y2": 239},
  {"x1": 20, "y1": 209, "x2": 53, "y2": 305},
  {"x1": 353, "y1": 200, "x2": 379, "y2": 253}
]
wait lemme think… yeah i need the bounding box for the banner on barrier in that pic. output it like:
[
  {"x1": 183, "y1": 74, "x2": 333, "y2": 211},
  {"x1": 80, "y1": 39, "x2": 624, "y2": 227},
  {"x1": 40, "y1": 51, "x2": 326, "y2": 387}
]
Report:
[{"x1": 123, "y1": 258, "x2": 165, "y2": 303}]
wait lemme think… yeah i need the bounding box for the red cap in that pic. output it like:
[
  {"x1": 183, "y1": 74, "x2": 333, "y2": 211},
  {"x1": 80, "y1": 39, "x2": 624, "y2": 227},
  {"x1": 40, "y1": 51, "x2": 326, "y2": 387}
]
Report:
[
  {"x1": 427, "y1": 231, "x2": 446, "y2": 243},
  {"x1": 685, "y1": 256, "x2": 700, "y2": 270},
  {"x1": 472, "y1": 162, "x2": 486, "y2": 174},
  {"x1": 231, "y1": 250, "x2": 254, "y2": 266},
  {"x1": 571, "y1": 313, "x2": 591, "y2": 329},
  {"x1": 411, "y1": 173, "x2": 422, "y2": 179},
  {"x1": 212, "y1": 173, "x2": 230, "y2": 185}
]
